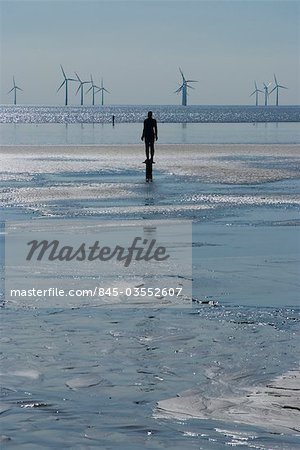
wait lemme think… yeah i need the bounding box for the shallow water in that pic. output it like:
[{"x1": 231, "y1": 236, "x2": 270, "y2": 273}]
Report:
[
  {"x1": 1, "y1": 305, "x2": 299, "y2": 449},
  {"x1": 1, "y1": 121, "x2": 299, "y2": 145},
  {"x1": 1, "y1": 104, "x2": 300, "y2": 123},
  {"x1": 1, "y1": 144, "x2": 300, "y2": 448}
]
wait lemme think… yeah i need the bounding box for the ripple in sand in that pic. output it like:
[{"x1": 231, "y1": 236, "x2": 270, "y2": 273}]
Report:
[
  {"x1": 155, "y1": 369, "x2": 300, "y2": 435},
  {"x1": 65, "y1": 374, "x2": 112, "y2": 389}
]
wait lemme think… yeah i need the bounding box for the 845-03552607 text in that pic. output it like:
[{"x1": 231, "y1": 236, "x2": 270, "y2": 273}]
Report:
[
  {"x1": 5, "y1": 220, "x2": 192, "y2": 307},
  {"x1": 9, "y1": 286, "x2": 183, "y2": 298}
]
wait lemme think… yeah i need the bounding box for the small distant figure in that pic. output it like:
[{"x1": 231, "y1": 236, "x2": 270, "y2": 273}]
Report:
[
  {"x1": 141, "y1": 111, "x2": 158, "y2": 162},
  {"x1": 112, "y1": 114, "x2": 115, "y2": 126}
]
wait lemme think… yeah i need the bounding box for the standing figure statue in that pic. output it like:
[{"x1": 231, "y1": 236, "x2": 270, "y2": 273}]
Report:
[{"x1": 141, "y1": 111, "x2": 158, "y2": 163}]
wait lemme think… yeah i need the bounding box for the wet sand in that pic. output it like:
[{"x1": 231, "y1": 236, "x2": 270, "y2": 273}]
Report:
[
  {"x1": 1, "y1": 143, "x2": 299, "y2": 184},
  {"x1": 156, "y1": 369, "x2": 300, "y2": 435},
  {"x1": 1, "y1": 143, "x2": 299, "y2": 447}
]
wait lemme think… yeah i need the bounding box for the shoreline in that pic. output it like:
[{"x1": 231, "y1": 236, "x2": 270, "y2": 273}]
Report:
[{"x1": 1, "y1": 143, "x2": 300, "y2": 148}]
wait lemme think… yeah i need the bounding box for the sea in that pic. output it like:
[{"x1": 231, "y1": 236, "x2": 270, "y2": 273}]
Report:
[
  {"x1": 0, "y1": 104, "x2": 300, "y2": 145},
  {"x1": 1, "y1": 104, "x2": 300, "y2": 449}
]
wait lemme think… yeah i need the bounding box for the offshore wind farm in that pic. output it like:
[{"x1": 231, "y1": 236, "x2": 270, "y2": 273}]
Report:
[
  {"x1": 1, "y1": 1, "x2": 298, "y2": 108},
  {"x1": 5, "y1": 66, "x2": 290, "y2": 107}
]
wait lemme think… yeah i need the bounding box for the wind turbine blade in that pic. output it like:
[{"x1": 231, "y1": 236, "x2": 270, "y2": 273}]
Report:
[
  {"x1": 7, "y1": 87, "x2": 14, "y2": 94},
  {"x1": 274, "y1": 74, "x2": 278, "y2": 85},
  {"x1": 75, "y1": 72, "x2": 81, "y2": 82},
  {"x1": 57, "y1": 81, "x2": 65, "y2": 92},
  {"x1": 278, "y1": 85, "x2": 288, "y2": 89},
  {"x1": 86, "y1": 86, "x2": 93, "y2": 94},
  {"x1": 186, "y1": 84, "x2": 195, "y2": 90},
  {"x1": 186, "y1": 80, "x2": 198, "y2": 83},
  {"x1": 254, "y1": 81, "x2": 258, "y2": 89},
  {"x1": 175, "y1": 86, "x2": 183, "y2": 93},
  {"x1": 90, "y1": 74, "x2": 93, "y2": 84},
  {"x1": 16, "y1": 87, "x2": 23, "y2": 91},
  {"x1": 250, "y1": 91, "x2": 256, "y2": 96},
  {"x1": 103, "y1": 88, "x2": 110, "y2": 93},
  {"x1": 75, "y1": 85, "x2": 81, "y2": 95},
  {"x1": 60, "y1": 65, "x2": 66, "y2": 79},
  {"x1": 179, "y1": 67, "x2": 185, "y2": 81},
  {"x1": 267, "y1": 82, "x2": 272, "y2": 88},
  {"x1": 269, "y1": 87, "x2": 276, "y2": 94}
]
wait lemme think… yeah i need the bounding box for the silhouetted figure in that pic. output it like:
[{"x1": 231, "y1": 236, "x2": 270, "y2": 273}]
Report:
[
  {"x1": 141, "y1": 111, "x2": 158, "y2": 162},
  {"x1": 112, "y1": 114, "x2": 115, "y2": 126}
]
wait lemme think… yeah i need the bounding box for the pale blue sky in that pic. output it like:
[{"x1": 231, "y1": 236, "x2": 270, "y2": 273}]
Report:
[{"x1": 0, "y1": 0, "x2": 299, "y2": 105}]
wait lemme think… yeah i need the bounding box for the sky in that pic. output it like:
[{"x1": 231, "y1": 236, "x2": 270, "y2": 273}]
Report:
[{"x1": 0, "y1": 0, "x2": 299, "y2": 105}]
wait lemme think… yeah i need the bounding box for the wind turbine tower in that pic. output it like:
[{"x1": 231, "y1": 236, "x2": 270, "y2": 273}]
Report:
[
  {"x1": 98, "y1": 78, "x2": 110, "y2": 106},
  {"x1": 269, "y1": 74, "x2": 287, "y2": 106},
  {"x1": 57, "y1": 65, "x2": 76, "y2": 106},
  {"x1": 250, "y1": 81, "x2": 263, "y2": 106},
  {"x1": 263, "y1": 82, "x2": 272, "y2": 106},
  {"x1": 8, "y1": 77, "x2": 23, "y2": 105},
  {"x1": 175, "y1": 68, "x2": 197, "y2": 106},
  {"x1": 86, "y1": 75, "x2": 101, "y2": 106},
  {"x1": 75, "y1": 72, "x2": 90, "y2": 106}
]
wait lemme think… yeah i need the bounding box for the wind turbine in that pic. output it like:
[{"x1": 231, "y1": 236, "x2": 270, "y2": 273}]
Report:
[
  {"x1": 269, "y1": 74, "x2": 288, "y2": 106},
  {"x1": 250, "y1": 81, "x2": 263, "y2": 106},
  {"x1": 75, "y1": 72, "x2": 90, "y2": 106},
  {"x1": 175, "y1": 68, "x2": 197, "y2": 106},
  {"x1": 97, "y1": 78, "x2": 110, "y2": 106},
  {"x1": 8, "y1": 77, "x2": 23, "y2": 105},
  {"x1": 86, "y1": 75, "x2": 101, "y2": 106},
  {"x1": 57, "y1": 65, "x2": 76, "y2": 106},
  {"x1": 263, "y1": 81, "x2": 272, "y2": 106}
]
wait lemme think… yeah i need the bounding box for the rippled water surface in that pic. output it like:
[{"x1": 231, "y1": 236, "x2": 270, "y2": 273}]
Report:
[
  {"x1": 1, "y1": 114, "x2": 299, "y2": 448},
  {"x1": 1, "y1": 105, "x2": 299, "y2": 145},
  {"x1": 1, "y1": 305, "x2": 299, "y2": 449},
  {"x1": 1, "y1": 105, "x2": 300, "y2": 124}
]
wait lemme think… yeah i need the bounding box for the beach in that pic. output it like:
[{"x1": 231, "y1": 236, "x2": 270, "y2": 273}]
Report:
[
  {"x1": 1, "y1": 143, "x2": 299, "y2": 180},
  {"x1": 1, "y1": 143, "x2": 300, "y2": 449},
  {"x1": 1, "y1": 0, "x2": 299, "y2": 445}
]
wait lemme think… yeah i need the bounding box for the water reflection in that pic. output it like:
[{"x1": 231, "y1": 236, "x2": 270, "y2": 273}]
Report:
[{"x1": 0, "y1": 122, "x2": 299, "y2": 145}]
